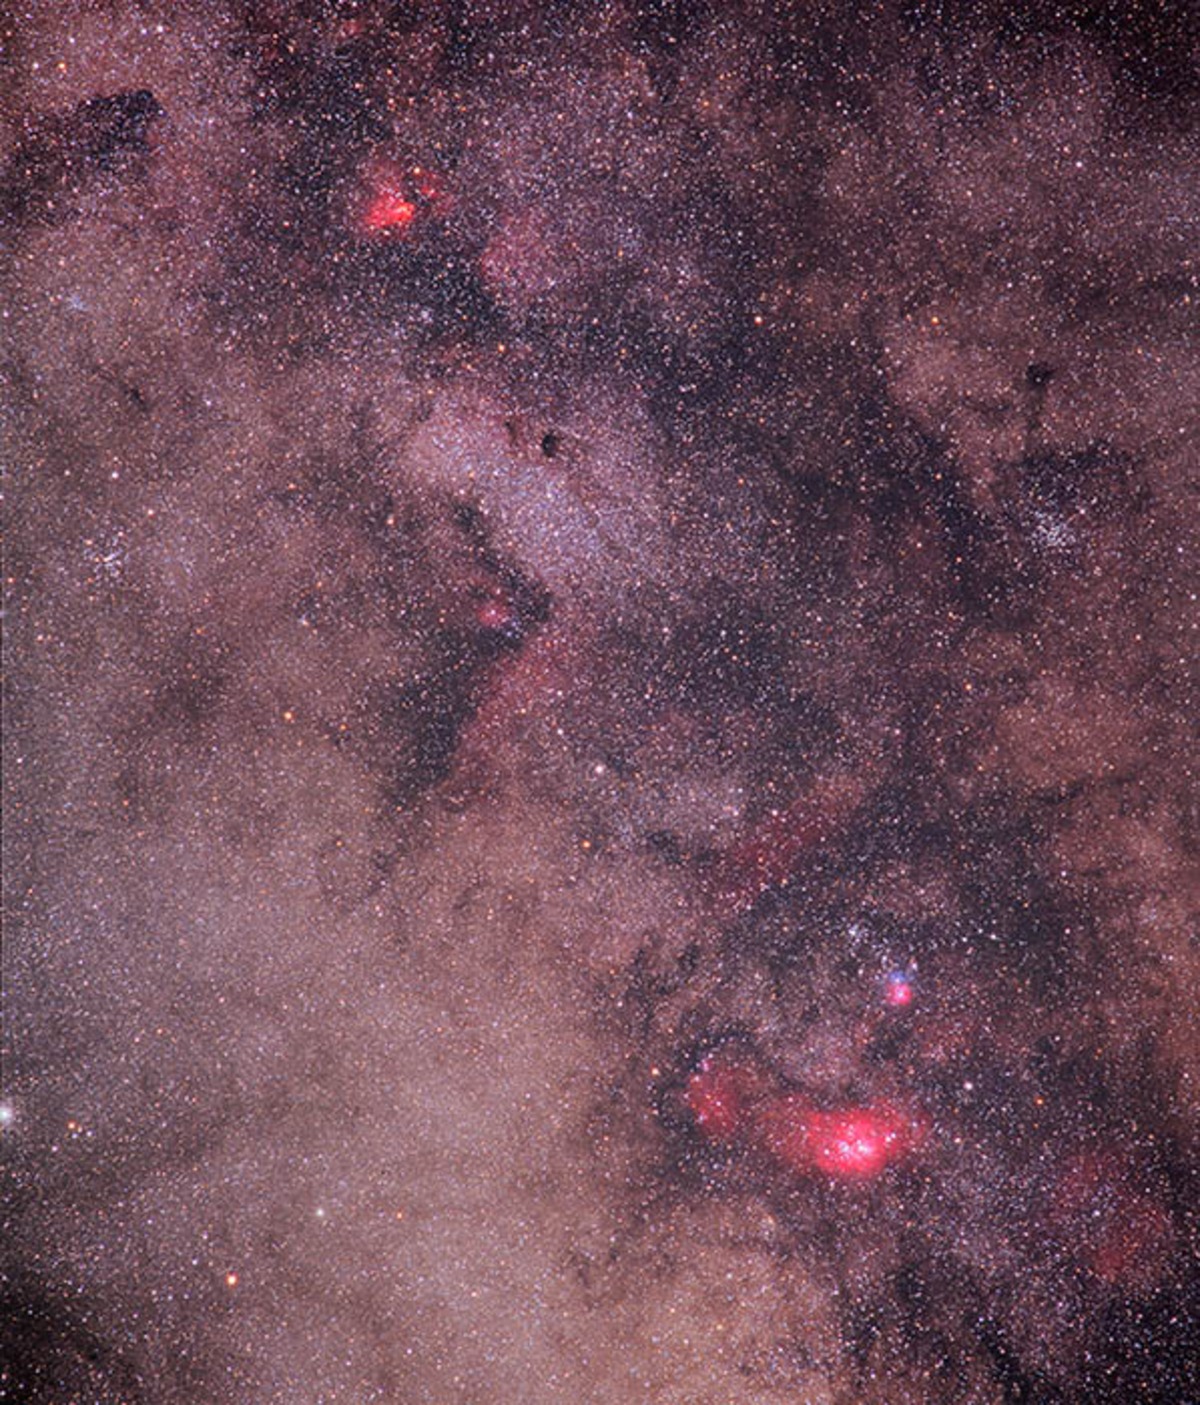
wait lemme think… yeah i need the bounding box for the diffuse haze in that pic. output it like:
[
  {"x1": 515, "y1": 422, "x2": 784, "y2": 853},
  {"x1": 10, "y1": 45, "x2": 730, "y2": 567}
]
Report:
[{"x1": 3, "y1": 3, "x2": 1198, "y2": 1402}]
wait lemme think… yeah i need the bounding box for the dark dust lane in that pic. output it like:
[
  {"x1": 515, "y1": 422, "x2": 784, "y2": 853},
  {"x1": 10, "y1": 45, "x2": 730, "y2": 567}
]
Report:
[{"x1": 3, "y1": 3, "x2": 1198, "y2": 1402}]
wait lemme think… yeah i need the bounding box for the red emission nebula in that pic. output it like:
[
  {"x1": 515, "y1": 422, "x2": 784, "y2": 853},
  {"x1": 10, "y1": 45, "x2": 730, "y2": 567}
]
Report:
[
  {"x1": 356, "y1": 162, "x2": 451, "y2": 237},
  {"x1": 686, "y1": 1050, "x2": 925, "y2": 1181}
]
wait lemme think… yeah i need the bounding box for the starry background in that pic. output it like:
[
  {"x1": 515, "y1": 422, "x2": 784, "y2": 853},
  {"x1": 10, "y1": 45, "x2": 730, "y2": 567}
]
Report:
[{"x1": 2, "y1": 2, "x2": 1198, "y2": 1402}]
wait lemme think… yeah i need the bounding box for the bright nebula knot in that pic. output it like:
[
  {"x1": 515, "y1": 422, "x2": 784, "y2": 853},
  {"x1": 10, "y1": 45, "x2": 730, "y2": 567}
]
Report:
[
  {"x1": 883, "y1": 969, "x2": 915, "y2": 1008},
  {"x1": 362, "y1": 187, "x2": 417, "y2": 235},
  {"x1": 684, "y1": 1053, "x2": 924, "y2": 1182}
]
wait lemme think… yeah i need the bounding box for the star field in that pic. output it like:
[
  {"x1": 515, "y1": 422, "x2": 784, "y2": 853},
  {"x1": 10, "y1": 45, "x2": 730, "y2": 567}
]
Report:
[{"x1": 3, "y1": 2, "x2": 1198, "y2": 1402}]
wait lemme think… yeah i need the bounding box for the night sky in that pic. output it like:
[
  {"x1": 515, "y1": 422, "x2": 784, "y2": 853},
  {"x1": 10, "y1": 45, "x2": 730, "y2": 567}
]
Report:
[{"x1": 3, "y1": 2, "x2": 1199, "y2": 1402}]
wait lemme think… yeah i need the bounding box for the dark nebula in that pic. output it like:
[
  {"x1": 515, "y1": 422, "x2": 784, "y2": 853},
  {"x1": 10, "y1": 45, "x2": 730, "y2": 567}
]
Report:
[{"x1": 3, "y1": 3, "x2": 1198, "y2": 1402}]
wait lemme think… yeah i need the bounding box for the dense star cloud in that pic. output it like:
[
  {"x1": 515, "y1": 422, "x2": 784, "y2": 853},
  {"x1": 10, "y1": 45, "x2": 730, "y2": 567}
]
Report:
[{"x1": 3, "y1": 2, "x2": 1198, "y2": 1402}]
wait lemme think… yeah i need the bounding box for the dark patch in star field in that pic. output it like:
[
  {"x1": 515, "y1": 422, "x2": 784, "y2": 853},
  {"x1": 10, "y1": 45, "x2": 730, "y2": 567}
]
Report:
[
  {"x1": 0, "y1": 1276, "x2": 148, "y2": 1405},
  {"x1": 1, "y1": 88, "x2": 164, "y2": 225}
]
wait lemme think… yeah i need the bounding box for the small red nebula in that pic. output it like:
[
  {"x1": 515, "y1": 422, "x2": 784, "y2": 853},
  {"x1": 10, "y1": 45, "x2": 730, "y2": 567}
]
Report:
[
  {"x1": 476, "y1": 596, "x2": 514, "y2": 631},
  {"x1": 883, "y1": 972, "x2": 914, "y2": 1008},
  {"x1": 1091, "y1": 1194, "x2": 1174, "y2": 1285},
  {"x1": 356, "y1": 160, "x2": 451, "y2": 239},
  {"x1": 1051, "y1": 1151, "x2": 1175, "y2": 1289},
  {"x1": 755, "y1": 1097, "x2": 916, "y2": 1179},
  {"x1": 683, "y1": 1055, "x2": 764, "y2": 1142},
  {"x1": 708, "y1": 774, "x2": 866, "y2": 914},
  {"x1": 362, "y1": 189, "x2": 418, "y2": 235},
  {"x1": 411, "y1": 167, "x2": 450, "y2": 211},
  {"x1": 473, "y1": 588, "x2": 525, "y2": 638},
  {"x1": 805, "y1": 1105, "x2": 912, "y2": 1178}
]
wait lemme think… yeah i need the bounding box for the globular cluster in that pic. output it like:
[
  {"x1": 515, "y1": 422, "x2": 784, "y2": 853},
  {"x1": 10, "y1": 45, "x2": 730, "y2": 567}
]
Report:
[{"x1": 3, "y1": 2, "x2": 1198, "y2": 1402}]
